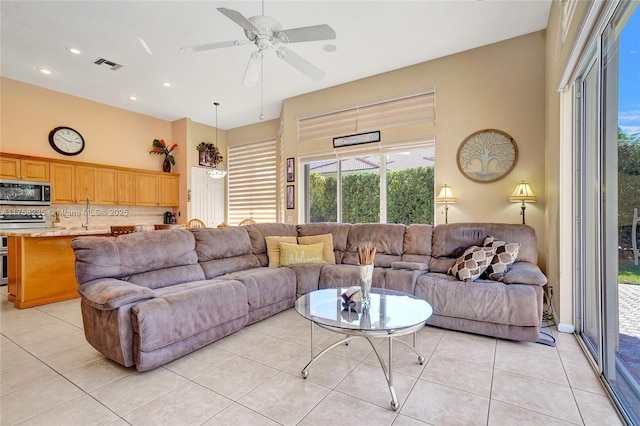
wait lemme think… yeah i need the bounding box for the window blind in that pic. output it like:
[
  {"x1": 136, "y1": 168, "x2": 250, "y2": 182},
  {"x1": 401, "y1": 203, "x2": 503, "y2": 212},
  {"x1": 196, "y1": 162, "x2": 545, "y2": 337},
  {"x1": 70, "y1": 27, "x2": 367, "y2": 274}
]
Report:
[
  {"x1": 298, "y1": 89, "x2": 435, "y2": 142},
  {"x1": 227, "y1": 139, "x2": 277, "y2": 225}
]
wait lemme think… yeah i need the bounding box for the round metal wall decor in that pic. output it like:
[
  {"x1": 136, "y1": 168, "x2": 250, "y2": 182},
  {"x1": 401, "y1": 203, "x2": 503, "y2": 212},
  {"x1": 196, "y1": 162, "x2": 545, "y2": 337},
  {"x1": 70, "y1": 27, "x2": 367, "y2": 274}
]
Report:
[{"x1": 456, "y1": 129, "x2": 518, "y2": 183}]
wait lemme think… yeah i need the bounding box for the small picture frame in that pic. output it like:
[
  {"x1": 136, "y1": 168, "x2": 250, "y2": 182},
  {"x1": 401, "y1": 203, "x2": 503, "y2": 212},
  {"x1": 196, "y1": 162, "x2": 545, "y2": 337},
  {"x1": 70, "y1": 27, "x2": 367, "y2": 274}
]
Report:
[
  {"x1": 286, "y1": 158, "x2": 295, "y2": 182},
  {"x1": 286, "y1": 185, "x2": 295, "y2": 209}
]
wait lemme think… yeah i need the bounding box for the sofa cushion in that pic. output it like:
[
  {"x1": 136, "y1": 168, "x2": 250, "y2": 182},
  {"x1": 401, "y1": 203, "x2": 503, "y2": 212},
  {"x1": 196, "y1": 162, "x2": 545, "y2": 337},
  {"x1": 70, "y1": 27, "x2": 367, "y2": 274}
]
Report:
[
  {"x1": 298, "y1": 233, "x2": 336, "y2": 264},
  {"x1": 131, "y1": 279, "x2": 249, "y2": 352},
  {"x1": 483, "y1": 236, "x2": 520, "y2": 281},
  {"x1": 191, "y1": 227, "x2": 261, "y2": 278},
  {"x1": 265, "y1": 236, "x2": 298, "y2": 267},
  {"x1": 73, "y1": 229, "x2": 199, "y2": 284},
  {"x1": 319, "y1": 264, "x2": 386, "y2": 289},
  {"x1": 343, "y1": 223, "x2": 406, "y2": 267},
  {"x1": 225, "y1": 267, "x2": 297, "y2": 313},
  {"x1": 297, "y1": 222, "x2": 351, "y2": 264},
  {"x1": 401, "y1": 224, "x2": 433, "y2": 264},
  {"x1": 415, "y1": 273, "x2": 540, "y2": 327},
  {"x1": 279, "y1": 242, "x2": 324, "y2": 266},
  {"x1": 245, "y1": 223, "x2": 298, "y2": 266},
  {"x1": 448, "y1": 245, "x2": 495, "y2": 282}
]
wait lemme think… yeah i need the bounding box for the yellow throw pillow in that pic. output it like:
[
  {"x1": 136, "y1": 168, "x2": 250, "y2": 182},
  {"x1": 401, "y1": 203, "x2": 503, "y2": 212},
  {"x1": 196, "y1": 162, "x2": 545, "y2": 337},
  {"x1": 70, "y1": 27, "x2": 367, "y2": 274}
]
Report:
[
  {"x1": 298, "y1": 233, "x2": 336, "y2": 264},
  {"x1": 265, "y1": 236, "x2": 298, "y2": 267},
  {"x1": 279, "y1": 242, "x2": 324, "y2": 266}
]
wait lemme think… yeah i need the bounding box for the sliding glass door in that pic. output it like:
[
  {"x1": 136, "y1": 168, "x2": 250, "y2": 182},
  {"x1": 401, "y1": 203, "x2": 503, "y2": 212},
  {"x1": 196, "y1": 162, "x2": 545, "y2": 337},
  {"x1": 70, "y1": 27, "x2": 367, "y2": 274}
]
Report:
[{"x1": 575, "y1": 2, "x2": 640, "y2": 423}]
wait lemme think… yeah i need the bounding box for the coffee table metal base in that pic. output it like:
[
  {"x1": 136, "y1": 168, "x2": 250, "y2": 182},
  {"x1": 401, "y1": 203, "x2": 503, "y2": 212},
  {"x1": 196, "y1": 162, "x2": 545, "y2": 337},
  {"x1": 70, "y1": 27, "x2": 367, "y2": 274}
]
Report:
[{"x1": 301, "y1": 321, "x2": 425, "y2": 411}]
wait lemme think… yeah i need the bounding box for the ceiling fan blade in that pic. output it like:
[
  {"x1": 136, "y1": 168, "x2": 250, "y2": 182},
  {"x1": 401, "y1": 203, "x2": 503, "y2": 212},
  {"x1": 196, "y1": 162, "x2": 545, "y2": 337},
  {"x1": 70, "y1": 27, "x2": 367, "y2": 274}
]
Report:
[
  {"x1": 218, "y1": 8, "x2": 259, "y2": 33},
  {"x1": 242, "y1": 50, "x2": 263, "y2": 87},
  {"x1": 179, "y1": 40, "x2": 247, "y2": 53},
  {"x1": 276, "y1": 24, "x2": 336, "y2": 43},
  {"x1": 277, "y1": 47, "x2": 325, "y2": 81}
]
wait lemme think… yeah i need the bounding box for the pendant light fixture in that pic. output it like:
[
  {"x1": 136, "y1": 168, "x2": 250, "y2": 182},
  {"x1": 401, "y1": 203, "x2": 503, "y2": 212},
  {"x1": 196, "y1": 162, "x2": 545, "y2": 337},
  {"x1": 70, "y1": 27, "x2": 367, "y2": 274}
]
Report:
[{"x1": 207, "y1": 101, "x2": 227, "y2": 179}]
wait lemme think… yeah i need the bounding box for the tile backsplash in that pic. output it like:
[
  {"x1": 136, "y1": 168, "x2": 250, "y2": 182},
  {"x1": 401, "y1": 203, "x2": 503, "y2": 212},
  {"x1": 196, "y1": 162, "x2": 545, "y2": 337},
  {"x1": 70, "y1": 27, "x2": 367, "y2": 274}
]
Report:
[{"x1": 47, "y1": 204, "x2": 172, "y2": 227}]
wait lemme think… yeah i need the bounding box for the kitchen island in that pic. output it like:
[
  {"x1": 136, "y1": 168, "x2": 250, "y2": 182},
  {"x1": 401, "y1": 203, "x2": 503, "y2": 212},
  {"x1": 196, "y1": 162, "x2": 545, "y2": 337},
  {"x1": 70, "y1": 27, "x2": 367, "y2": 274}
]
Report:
[{"x1": 2, "y1": 227, "x2": 111, "y2": 308}]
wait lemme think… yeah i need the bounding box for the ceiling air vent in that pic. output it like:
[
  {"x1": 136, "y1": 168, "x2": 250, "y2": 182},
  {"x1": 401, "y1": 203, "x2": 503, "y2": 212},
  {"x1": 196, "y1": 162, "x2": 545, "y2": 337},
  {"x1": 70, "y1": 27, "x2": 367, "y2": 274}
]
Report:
[{"x1": 93, "y1": 58, "x2": 122, "y2": 71}]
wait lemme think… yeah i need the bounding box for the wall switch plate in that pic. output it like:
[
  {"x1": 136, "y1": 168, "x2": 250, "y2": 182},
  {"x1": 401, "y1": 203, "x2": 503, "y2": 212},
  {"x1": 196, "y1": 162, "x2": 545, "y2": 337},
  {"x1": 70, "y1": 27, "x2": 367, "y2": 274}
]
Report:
[{"x1": 287, "y1": 215, "x2": 292, "y2": 222}]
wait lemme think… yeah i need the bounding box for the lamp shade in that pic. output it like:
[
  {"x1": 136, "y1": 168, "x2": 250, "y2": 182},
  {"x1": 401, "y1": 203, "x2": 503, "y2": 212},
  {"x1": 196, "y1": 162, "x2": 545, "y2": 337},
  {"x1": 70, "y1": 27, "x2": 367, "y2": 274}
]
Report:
[
  {"x1": 436, "y1": 184, "x2": 457, "y2": 203},
  {"x1": 509, "y1": 180, "x2": 537, "y2": 202}
]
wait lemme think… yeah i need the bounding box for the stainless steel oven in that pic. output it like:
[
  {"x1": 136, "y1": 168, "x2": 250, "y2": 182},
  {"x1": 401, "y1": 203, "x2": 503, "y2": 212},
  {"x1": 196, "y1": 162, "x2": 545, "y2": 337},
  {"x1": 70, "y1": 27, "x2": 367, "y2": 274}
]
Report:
[
  {"x1": 1, "y1": 235, "x2": 7, "y2": 286},
  {"x1": 0, "y1": 210, "x2": 47, "y2": 286}
]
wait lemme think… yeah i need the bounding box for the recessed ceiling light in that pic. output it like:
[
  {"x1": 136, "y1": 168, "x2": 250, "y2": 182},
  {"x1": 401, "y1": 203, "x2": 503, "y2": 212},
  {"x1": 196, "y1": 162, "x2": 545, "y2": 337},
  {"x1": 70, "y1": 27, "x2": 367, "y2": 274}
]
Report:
[
  {"x1": 323, "y1": 44, "x2": 337, "y2": 52},
  {"x1": 128, "y1": 95, "x2": 137, "y2": 101},
  {"x1": 67, "y1": 47, "x2": 81, "y2": 55},
  {"x1": 36, "y1": 67, "x2": 53, "y2": 75},
  {"x1": 161, "y1": 81, "x2": 171, "y2": 87}
]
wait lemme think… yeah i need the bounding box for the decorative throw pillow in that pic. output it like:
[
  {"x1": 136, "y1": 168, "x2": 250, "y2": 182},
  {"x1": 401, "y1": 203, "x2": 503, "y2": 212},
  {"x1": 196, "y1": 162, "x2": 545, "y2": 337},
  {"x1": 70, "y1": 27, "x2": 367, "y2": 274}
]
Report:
[
  {"x1": 265, "y1": 236, "x2": 298, "y2": 267},
  {"x1": 298, "y1": 233, "x2": 336, "y2": 264},
  {"x1": 279, "y1": 242, "x2": 325, "y2": 266},
  {"x1": 448, "y1": 245, "x2": 495, "y2": 282},
  {"x1": 482, "y1": 236, "x2": 520, "y2": 281}
]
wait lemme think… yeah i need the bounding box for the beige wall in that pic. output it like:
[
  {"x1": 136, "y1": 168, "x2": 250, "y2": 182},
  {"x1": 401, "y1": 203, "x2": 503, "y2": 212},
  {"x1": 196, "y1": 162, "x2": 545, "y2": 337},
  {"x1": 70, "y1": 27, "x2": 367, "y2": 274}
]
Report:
[
  {"x1": 279, "y1": 31, "x2": 547, "y2": 269},
  {"x1": 0, "y1": 77, "x2": 234, "y2": 224}
]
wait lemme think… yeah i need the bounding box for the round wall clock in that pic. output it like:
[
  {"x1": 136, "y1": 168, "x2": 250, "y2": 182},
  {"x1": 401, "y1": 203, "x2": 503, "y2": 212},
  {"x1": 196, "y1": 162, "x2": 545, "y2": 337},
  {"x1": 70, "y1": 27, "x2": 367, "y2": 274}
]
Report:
[
  {"x1": 48, "y1": 126, "x2": 85, "y2": 156},
  {"x1": 456, "y1": 129, "x2": 518, "y2": 183}
]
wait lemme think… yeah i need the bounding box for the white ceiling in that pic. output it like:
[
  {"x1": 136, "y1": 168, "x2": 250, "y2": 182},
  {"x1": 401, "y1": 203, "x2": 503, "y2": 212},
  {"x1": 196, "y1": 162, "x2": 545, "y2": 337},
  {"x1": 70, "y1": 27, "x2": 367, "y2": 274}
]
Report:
[{"x1": 1, "y1": 1, "x2": 551, "y2": 130}]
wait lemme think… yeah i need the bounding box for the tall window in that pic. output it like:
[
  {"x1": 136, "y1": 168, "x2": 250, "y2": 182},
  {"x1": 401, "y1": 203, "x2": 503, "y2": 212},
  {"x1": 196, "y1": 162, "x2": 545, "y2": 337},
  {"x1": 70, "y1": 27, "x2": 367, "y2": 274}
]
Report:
[
  {"x1": 227, "y1": 139, "x2": 277, "y2": 225},
  {"x1": 305, "y1": 144, "x2": 435, "y2": 224},
  {"x1": 574, "y1": 2, "x2": 639, "y2": 423}
]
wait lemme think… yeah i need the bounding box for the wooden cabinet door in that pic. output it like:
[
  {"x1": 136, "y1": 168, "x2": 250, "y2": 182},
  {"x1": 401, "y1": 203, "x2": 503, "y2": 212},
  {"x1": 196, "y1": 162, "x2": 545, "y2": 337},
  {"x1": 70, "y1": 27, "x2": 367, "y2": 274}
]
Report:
[
  {"x1": 0, "y1": 157, "x2": 20, "y2": 180},
  {"x1": 136, "y1": 172, "x2": 158, "y2": 206},
  {"x1": 50, "y1": 162, "x2": 75, "y2": 203},
  {"x1": 117, "y1": 170, "x2": 136, "y2": 205},
  {"x1": 21, "y1": 160, "x2": 50, "y2": 182},
  {"x1": 96, "y1": 168, "x2": 117, "y2": 205},
  {"x1": 158, "y1": 174, "x2": 179, "y2": 206},
  {"x1": 75, "y1": 166, "x2": 97, "y2": 203}
]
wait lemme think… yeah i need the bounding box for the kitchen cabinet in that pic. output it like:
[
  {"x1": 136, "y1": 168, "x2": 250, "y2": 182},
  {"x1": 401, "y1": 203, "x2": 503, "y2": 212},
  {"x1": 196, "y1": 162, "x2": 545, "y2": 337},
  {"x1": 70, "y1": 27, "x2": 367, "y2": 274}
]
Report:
[
  {"x1": 159, "y1": 174, "x2": 179, "y2": 206},
  {"x1": 0, "y1": 157, "x2": 49, "y2": 182},
  {"x1": 75, "y1": 165, "x2": 97, "y2": 202},
  {"x1": 49, "y1": 162, "x2": 75, "y2": 203},
  {"x1": 96, "y1": 168, "x2": 117, "y2": 205},
  {"x1": 50, "y1": 162, "x2": 97, "y2": 204},
  {"x1": 4, "y1": 153, "x2": 179, "y2": 207},
  {"x1": 117, "y1": 170, "x2": 136, "y2": 205},
  {"x1": 136, "y1": 172, "x2": 159, "y2": 206}
]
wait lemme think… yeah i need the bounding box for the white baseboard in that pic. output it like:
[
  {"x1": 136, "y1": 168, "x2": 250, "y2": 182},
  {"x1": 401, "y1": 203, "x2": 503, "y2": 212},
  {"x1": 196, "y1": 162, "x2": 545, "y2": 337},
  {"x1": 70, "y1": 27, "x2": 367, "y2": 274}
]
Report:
[{"x1": 558, "y1": 323, "x2": 575, "y2": 333}]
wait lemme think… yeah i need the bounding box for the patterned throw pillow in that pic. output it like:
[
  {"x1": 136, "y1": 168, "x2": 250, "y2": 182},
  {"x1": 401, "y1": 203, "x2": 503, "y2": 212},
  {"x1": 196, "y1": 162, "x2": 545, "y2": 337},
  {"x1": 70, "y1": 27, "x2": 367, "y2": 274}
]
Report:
[
  {"x1": 482, "y1": 236, "x2": 520, "y2": 281},
  {"x1": 448, "y1": 245, "x2": 496, "y2": 282}
]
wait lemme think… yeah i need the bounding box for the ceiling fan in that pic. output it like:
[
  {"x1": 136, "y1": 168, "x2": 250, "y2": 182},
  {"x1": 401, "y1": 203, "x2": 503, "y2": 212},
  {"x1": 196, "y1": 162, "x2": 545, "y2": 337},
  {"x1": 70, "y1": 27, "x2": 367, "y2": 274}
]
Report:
[{"x1": 180, "y1": 5, "x2": 336, "y2": 87}]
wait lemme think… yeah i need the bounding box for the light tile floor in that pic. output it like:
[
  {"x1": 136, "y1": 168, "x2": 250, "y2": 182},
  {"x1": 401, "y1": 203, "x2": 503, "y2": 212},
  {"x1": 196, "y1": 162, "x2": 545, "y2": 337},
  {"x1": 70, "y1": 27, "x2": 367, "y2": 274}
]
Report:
[{"x1": 0, "y1": 286, "x2": 624, "y2": 426}]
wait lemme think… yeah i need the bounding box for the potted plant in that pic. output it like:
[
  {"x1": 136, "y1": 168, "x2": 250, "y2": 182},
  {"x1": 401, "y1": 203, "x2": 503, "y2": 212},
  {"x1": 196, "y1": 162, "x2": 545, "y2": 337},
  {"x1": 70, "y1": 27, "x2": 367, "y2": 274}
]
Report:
[
  {"x1": 196, "y1": 142, "x2": 224, "y2": 168},
  {"x1": 150, "y1": 139, "x2": 178, "y2": 172}
]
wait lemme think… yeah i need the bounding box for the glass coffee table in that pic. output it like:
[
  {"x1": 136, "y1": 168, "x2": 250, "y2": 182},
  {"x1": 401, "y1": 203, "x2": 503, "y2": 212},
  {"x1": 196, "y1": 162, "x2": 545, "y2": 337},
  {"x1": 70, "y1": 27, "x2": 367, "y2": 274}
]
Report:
[{"x1": 295, "y1": 287, "x2": 433, "y2": 410}]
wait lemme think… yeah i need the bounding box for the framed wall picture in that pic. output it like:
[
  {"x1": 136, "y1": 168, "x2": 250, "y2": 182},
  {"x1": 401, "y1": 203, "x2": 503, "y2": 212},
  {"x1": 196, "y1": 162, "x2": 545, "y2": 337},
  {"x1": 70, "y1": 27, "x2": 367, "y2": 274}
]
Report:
[
  {"x1": 456, "y1": 129, "x2": 518, "y2": 183},
  {"x1": 286, "y1": 158, "x2": 295, "y2": 182},
  {"x1": 286, "y1": 185, "x2": 295, "y2": 209}
]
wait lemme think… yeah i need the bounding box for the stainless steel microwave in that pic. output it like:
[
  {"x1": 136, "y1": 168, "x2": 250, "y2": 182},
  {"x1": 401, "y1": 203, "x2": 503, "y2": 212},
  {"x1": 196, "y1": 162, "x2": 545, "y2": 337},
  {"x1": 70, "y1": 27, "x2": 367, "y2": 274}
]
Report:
[{"x1": 0, "y1": 180, "x2": 51, "y2": 205}]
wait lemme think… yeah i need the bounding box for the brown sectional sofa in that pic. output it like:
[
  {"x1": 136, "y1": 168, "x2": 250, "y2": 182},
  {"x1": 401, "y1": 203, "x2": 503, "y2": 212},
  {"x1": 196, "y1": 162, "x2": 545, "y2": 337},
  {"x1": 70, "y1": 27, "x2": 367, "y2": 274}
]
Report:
[{"x1": 72, "y1": 222, "x2": 547, "y2": 371}]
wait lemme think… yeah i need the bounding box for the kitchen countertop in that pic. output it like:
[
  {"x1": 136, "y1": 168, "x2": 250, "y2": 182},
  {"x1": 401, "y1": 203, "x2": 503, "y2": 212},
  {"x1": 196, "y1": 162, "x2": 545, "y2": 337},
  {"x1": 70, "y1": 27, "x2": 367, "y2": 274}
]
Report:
[{"x1": 0, "y1": 225, "x2": 162, "y2": 237}]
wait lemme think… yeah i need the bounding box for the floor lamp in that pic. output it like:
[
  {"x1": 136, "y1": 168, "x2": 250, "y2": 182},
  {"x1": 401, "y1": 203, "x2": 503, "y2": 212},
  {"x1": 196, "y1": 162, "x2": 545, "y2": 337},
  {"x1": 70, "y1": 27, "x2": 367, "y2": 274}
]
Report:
[
  {"x1": 509, "y1": 180, "x2": 537, "y2": 224},
  {"x1": 436, "y1": 184, "x2": 457, "y2": 224}
]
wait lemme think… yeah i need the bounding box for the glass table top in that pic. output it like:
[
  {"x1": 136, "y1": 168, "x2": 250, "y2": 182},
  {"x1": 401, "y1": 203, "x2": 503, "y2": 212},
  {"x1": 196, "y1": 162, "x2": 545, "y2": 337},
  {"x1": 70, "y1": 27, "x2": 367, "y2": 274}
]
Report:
[{"x1": 295, "y1": 288, "x2": 433, "y2": 333}]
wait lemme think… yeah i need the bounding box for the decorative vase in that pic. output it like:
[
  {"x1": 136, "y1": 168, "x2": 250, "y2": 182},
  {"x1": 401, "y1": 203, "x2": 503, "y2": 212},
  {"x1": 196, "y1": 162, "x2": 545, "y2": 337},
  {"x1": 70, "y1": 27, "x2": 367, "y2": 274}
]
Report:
[
  {"x1": 162, "y1": 158, "x2": 171, "y2": 173},
  {"x1": 358, "y1": 264, "x2": 374, "y2": 307}
]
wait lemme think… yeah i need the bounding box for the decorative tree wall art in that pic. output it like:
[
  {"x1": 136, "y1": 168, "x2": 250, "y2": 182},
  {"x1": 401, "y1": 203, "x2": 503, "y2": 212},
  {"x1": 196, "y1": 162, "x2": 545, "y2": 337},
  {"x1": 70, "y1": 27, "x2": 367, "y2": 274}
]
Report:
[{"x1": 456, "y1": 129, "x2": 518, "y2": 183}]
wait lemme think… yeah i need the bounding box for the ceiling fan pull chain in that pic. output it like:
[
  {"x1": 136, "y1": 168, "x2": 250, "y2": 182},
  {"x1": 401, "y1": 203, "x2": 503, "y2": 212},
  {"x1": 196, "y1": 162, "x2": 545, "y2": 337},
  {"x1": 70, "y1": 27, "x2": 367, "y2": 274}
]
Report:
[{"x1": 260, "y1": 53, "x2": 265, "y2": 121}]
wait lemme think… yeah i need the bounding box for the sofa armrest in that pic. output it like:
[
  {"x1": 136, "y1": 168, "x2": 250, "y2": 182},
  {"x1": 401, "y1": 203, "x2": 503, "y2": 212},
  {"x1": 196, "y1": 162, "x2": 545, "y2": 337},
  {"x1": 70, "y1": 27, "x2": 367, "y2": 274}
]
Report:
[
  {"x1": 78, "y1": 278, "x2": 156, "y2": 310},
  {"x1": 502, "y1": 262, "x2": 547, "y2": 286}
]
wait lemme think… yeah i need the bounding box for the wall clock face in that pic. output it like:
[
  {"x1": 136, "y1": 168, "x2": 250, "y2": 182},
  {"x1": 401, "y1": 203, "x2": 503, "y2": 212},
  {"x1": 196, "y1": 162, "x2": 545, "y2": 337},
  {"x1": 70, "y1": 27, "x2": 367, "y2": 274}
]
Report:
[
  {"x1": 456, "y1": 129, "x2": 518, "y2": 183},
  {"x1": 49, "y1": 126, "x2": 85, "y2": 156}
]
